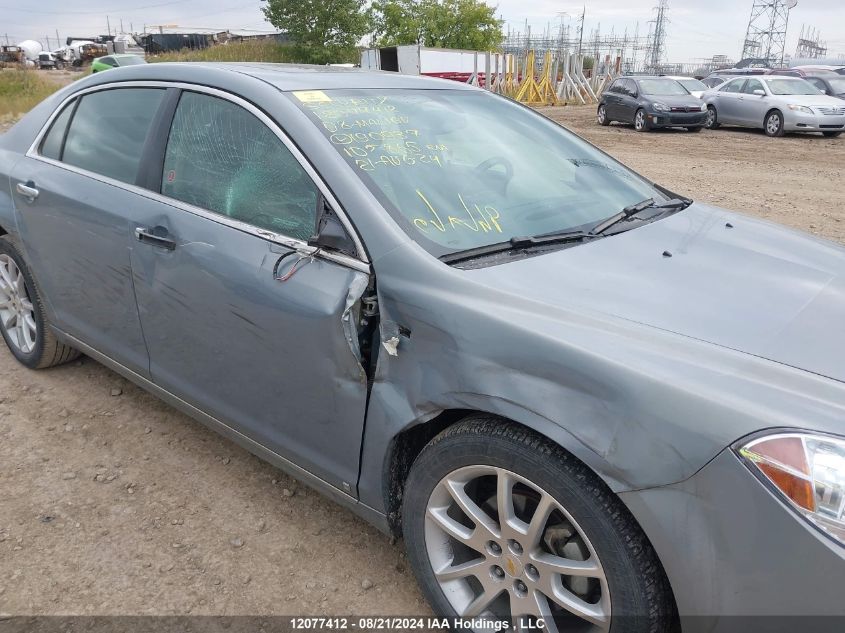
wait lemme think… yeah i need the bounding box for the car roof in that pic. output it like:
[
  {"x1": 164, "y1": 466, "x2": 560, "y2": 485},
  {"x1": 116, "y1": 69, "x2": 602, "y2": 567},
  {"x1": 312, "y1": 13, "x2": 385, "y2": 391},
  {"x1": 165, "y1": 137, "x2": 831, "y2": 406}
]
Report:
[{"x1": 81, "y1": 61, "x2": 478, "y2": 92}]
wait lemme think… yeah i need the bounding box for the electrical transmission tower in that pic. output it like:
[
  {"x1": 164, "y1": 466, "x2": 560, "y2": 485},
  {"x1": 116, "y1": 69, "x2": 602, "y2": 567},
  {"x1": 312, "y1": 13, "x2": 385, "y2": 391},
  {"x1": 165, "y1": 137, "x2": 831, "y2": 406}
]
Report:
[
  {"x1": 644, "y1": 0, "x2": 669, "y2": 73},
  {"x1": 741, "y1": 0, "x2": 796, "y2": 66},
  {"x1": 794, "y1": 24, "x2": 827, "y2": 59}
]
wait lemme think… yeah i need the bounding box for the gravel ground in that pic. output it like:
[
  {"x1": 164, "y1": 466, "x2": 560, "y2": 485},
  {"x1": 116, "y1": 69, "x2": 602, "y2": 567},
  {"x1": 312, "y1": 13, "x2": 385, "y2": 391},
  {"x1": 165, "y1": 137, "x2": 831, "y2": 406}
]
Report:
[{"x1": 0, "y1": 104, "x2": 843, "y2": 616}]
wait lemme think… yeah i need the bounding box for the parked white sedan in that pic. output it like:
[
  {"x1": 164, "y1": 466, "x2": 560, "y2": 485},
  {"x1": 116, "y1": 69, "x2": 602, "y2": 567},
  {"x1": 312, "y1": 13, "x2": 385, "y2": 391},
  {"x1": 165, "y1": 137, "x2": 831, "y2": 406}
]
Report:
[{"x1": 703, "y1": 75, "x2": 845, "y2": 137}]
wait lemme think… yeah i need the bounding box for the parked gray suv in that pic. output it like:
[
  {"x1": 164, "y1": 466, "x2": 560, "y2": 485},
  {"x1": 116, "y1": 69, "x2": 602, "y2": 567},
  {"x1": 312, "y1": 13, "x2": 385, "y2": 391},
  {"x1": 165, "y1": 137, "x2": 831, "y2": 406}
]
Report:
[{"x1": 1, "y1": 63, "x2": 844, "y2": 632}]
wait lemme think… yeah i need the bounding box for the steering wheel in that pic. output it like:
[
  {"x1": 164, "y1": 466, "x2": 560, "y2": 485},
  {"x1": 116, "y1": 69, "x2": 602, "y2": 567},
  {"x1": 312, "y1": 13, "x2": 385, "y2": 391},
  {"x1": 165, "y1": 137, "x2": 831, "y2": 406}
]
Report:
[{"x1": 474, "y1": 156, "x2": 514, "y2": 193}]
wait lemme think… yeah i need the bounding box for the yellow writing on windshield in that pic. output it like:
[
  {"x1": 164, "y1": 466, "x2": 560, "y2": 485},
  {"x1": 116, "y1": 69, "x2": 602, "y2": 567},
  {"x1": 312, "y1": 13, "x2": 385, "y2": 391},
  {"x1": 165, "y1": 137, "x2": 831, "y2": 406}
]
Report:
[{"x1": 412, "y1": 190, "x2": 502, "y2": 234}]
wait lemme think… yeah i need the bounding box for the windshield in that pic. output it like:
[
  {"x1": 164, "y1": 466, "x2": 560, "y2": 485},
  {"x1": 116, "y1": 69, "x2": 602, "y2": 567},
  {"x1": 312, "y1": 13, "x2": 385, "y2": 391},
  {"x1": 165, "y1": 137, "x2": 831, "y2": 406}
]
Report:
[
  {"x1": 638, "y1": 79, "x2": 689, "y2": 96},
  {"x1": 829, "y1": 78, "x2": 845, "y2": 93},
  {"x1": 765, "y1": 78, "x2": 822, "y2": 95},
  {"x1": 291, "y1": 89, "x2": 664, "y2": 257},
  {"x1": 678, "y1": 79, "x2": 707, "y2": 92}
]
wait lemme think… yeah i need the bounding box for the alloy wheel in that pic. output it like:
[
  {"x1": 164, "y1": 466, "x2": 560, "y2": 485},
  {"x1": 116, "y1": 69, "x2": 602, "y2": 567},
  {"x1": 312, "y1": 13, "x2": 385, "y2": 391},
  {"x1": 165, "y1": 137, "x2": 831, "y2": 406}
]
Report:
[
  {"x1": 635, "y1": 111, "x2": 645, "y2": 131},
  {"x1": 424, "y1": 465, "x2": 610, "y2": 632},
  {"x1": 766, "y1": 113, "x2": 781, "y2": 136},
  {"x1": 597, "y1": 106, "x2": 606, "y2": 124},
  {"x1": 0, "y1": 254, "x2": 37, "y2": 354},
  {"x1": 706, "y1": 107, "x2": 716, "y2": 128}
]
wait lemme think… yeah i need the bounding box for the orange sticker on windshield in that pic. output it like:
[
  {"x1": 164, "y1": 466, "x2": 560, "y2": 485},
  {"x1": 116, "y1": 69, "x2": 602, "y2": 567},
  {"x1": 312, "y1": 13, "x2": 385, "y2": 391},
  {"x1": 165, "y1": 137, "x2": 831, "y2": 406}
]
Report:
[{"x1": 293, "y1": 90, "x2": 332, "y2": 103}]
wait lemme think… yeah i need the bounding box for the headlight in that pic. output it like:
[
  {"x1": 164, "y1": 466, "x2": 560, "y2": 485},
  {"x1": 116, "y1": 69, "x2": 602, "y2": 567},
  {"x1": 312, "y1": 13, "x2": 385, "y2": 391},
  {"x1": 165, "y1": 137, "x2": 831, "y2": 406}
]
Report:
[
  {"x1": 737, "y1": 432, "x2": 845, "y2": 546},
  {"x1": 787, "y1": 104, "x2": 814, "y2": 114},
  {"x1": 700, "y1": 103, "x2": 707, "y2": 112},
  {"x1": 653, "y1": 102, "x2": 670, "y2": 112}
]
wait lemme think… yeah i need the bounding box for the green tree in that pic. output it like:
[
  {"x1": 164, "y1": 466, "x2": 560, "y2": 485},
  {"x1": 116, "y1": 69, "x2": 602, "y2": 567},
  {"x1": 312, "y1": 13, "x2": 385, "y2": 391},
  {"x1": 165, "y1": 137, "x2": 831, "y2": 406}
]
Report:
[
  {"x1": 370, "y1": 0, "x2": 504, "y2": 51},
  {"x1": 261, "y1": 0, "x2": 370, "y2": 64}
]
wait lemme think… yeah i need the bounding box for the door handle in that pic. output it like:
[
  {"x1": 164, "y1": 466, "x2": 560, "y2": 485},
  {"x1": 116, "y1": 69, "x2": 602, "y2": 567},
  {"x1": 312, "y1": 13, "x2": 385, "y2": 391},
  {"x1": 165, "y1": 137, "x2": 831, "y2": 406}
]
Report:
[
  {"x1": 135, "y1": 226, "x2": 176, "y2": 251},
  {"x1": 16, "y1": 181, "x2": 39, "y2": 202}
]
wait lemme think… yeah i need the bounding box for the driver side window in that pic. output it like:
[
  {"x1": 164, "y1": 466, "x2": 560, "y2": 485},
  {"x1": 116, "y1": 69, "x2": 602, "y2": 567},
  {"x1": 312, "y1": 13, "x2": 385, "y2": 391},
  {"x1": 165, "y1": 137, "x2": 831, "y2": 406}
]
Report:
[
  {"x1": 720, "y1": 79, "x2": 745, "y2": 93},
  {"x1": 743, "y1": 79, "x2": 764, "y2": 94},
  {"x1": 161, "y1": 91, "x2": 318, "y2": 241}
]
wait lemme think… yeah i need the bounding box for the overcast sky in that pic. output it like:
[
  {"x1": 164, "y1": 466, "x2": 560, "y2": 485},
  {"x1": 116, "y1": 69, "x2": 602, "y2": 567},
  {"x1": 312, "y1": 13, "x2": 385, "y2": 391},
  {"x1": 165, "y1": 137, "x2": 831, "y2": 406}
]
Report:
[{"x1": 2, "y1": 0, "x2": 843, "y2": 62}]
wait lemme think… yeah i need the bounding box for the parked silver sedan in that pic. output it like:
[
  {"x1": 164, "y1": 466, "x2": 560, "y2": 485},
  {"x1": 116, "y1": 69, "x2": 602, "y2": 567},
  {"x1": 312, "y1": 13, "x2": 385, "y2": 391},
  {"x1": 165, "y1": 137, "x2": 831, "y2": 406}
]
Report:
[{"x1": 703, "y1": 75, "x2": 845, "y2": 137}]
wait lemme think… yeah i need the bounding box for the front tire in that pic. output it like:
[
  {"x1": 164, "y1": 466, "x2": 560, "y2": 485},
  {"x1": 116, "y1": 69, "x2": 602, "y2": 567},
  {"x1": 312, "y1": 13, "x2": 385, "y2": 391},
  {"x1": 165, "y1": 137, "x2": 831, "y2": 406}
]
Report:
[
  {"x1": 633, "y1": 108, "x2": 650, "y2": 132},
  {"x1": 704, "y1": 106, "x2": 719, "y2": 129},
  {"x1": 597, "y1": 104, "x2": 610, "y2": 126},
  {"x1": 764, "y1": 110, "x2": 785, "y2": 137},
  {"x1": 0, "y1": 237, "x2": 79, "y2": 369},
  {"x1": 402, "y1": 416, "x2": 677, "y2": 633}
]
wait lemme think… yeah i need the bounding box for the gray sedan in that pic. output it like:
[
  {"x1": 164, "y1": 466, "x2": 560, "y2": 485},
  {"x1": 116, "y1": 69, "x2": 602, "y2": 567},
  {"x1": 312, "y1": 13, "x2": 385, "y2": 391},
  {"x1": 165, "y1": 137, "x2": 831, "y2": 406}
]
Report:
[
  {"x1": 1, "y1": 63, "x2": 844, "y2": 632},
  {"x1": 703, "y1": 75, "x2": 845, "y2": 136}
]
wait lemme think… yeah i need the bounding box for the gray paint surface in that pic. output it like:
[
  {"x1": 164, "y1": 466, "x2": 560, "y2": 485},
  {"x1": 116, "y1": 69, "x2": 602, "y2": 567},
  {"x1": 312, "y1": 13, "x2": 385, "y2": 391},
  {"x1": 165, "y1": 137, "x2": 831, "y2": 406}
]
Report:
[{"x1": 1, "y1": 63, "x2": 843, "y2": 619}]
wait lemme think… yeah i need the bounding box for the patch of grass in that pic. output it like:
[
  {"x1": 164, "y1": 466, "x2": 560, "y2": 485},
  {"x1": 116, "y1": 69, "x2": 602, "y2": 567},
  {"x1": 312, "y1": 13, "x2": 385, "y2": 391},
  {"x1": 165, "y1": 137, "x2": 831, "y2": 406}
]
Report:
[
  {"x1": 148, "y1": 40, "x2": 294, "y2": 64},
  {"x1": 0, "y1": 69, "x2": 63, "y2": 118}
]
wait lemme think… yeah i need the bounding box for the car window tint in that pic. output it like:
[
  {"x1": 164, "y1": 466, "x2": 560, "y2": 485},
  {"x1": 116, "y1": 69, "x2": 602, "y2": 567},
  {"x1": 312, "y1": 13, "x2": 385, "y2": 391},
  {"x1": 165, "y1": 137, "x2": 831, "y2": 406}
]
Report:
[
  {"x1": 806, "y1": 78, "x2": 825, "y2": 91},
  {"x1": 62, "y1": 88, "x2": 164, "y2": 184},
  {"x1": 161, "y1": 91, "x2": 318, "y2": 241},
  {"x1": 609, "y1": 80, "x2": 622, "y2": 94},
  {"x1": 743, "y1": 79, "x2": 764, "y2": 94},
  {"x1": 39, "y1": 99, "x2": 75, "y2": 160},
  {"x1": 101, "y1": 57, "x2": 115, "y2": 66},
  {"x1": 720, "y1": 79, "x2": 745, "y2": 93}
]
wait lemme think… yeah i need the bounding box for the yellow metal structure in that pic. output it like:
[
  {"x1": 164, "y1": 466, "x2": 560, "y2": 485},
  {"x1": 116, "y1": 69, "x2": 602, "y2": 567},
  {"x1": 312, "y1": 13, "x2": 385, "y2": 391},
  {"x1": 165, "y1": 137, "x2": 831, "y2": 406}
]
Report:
[{"x1": 515, "y1": 50, "x2": 559, "y2": 106}]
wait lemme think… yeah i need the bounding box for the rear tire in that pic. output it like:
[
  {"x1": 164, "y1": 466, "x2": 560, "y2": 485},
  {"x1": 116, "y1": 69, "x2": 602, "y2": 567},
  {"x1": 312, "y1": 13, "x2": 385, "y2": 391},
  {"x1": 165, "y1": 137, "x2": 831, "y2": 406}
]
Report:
[
  {"x1": 822, "y1": 131, "x2": 842, "y2": 138},
  {"x1": 0, "y1": 237, "x2": 79, "y2": 369},
  {"x1": 597, "y1": 104, "x2": 611, "y2": 126},
  {"x1": 402, "y1": 415, "x2": 678, "y2": 633},
  {"x1": 764, "y1": 110, "x2": 785, "y2": 137}
]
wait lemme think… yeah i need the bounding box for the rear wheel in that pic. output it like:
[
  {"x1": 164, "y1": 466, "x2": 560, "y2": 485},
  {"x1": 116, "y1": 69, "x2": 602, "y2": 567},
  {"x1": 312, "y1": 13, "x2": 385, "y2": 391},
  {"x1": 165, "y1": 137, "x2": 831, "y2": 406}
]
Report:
[
  {"x1": 0, "y1": 237, "x2": 79, "y2": 369},
  {"x1": 634, "y1": 109, "x2": 649, "y2": 132},
  {"x1": 402, "y1": 416, "x2": 678, "y2": 633},
  {"x1": 764, "y1": 110, "x2": 785, "y2": 137},
  {"x1": 823, "y1": 131, "x2": 842, "y2": 138},
  {"x1": 704, "y1": 106, "x2": 719, "y2": 129},
  {"x1": 597, "y1": 104, "x2": 610, "y2": 126}
]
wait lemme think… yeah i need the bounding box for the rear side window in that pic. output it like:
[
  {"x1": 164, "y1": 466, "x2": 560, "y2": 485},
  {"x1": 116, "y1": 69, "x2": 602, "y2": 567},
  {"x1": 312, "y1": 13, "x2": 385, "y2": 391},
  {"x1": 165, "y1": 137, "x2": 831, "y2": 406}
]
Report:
[
  {"x1": 39, "y1": 100, "x2": 75, "y2": 160},
  {"x1": 160, "y1": 91, "x2": 318, "y2": 241},
  {"x1": 62, "y1": 88, "x2": 165, "y2": 185}
]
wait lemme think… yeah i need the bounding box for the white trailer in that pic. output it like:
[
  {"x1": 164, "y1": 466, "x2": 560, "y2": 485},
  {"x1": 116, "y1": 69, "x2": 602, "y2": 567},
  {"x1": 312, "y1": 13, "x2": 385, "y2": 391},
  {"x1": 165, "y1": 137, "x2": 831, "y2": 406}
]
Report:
[{"x1": 360, "y1": 44, "x2": 511, "y2": 83}]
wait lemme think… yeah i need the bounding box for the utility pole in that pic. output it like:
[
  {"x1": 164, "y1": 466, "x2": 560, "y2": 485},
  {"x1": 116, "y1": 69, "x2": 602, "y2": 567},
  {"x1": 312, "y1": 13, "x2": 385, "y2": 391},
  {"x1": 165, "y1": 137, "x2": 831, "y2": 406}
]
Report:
[
  {"x1": 107, "y1": 16, "x2": 111, "y2": 37},
  {"x1": 577, "y1": 6, "x2": 585, "y2": 56},
  {"x1": 56, "y1": 29, "x2": 60, "y2": 48}
]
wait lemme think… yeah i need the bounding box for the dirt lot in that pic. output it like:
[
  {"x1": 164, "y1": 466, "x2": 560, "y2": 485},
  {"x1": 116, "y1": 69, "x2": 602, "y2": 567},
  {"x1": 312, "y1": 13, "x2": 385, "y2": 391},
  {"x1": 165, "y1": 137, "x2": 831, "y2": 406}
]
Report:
[{"x1": 0, "y1": 104, "x2": 843, "y2": 617}]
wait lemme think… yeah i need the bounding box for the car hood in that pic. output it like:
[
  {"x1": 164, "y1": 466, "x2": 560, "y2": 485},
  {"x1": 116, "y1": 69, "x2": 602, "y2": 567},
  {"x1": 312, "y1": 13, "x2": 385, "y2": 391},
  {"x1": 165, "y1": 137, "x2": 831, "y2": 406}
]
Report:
[
  {"x1": 644, "y1": 94, "x2": 703, "y2": 108},
  {"x1": 772, "y1": 93, "x2": 845, "y2": 107},
  {"x1": 469, "y1": 204, "x2": 845, "y2": 383}
]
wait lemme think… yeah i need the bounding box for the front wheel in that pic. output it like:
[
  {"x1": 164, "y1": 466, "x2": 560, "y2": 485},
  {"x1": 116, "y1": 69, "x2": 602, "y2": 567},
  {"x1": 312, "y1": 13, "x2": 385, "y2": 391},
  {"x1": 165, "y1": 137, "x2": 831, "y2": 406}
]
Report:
[
  {"x1": 704, "y1": 106, "x2": 719, "y2": 129},
  {"x1": 0, "y1": 237, "x2": 79, "y2": 369},
  {"x1": 634, "y1": 108, "x2": 649, "y2": 132},
  {"x1": 764, "y1": 110, "x2": 785, "y2": 137},
  {"x1": 402, "y1": 417, "x2": 678, "y2": 633},
  {"x1": 597, "y1": 104, "x2": 610, "y2": 126}
]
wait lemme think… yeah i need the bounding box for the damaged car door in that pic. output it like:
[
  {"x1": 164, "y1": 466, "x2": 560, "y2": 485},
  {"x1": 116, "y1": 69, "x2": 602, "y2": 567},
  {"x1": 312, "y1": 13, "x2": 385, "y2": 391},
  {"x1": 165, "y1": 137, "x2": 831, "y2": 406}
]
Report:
[{"x1": 129, "y1": 89, "x2": 371, "y2": 492}]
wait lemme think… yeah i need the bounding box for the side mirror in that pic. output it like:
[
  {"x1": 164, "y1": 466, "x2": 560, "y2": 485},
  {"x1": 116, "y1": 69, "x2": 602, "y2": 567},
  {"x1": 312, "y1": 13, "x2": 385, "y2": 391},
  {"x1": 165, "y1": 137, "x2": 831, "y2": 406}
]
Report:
[
  {"x1": 753, "y1": 89, "x2": 766, "y2": 97},
  {"x1": 308, "y1": 199, "x2": 357, "y2": 257}
]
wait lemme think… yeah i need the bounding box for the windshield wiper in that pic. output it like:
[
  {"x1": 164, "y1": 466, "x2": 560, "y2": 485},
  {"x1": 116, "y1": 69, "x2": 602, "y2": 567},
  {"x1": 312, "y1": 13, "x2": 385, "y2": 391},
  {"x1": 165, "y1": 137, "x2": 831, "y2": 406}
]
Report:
[
  {"x1": 439, "y1": 230, "x2": 594, "y2": 265},
  {"x1": 589, "y1": 196, "x2": 692, "y2": 236}
]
